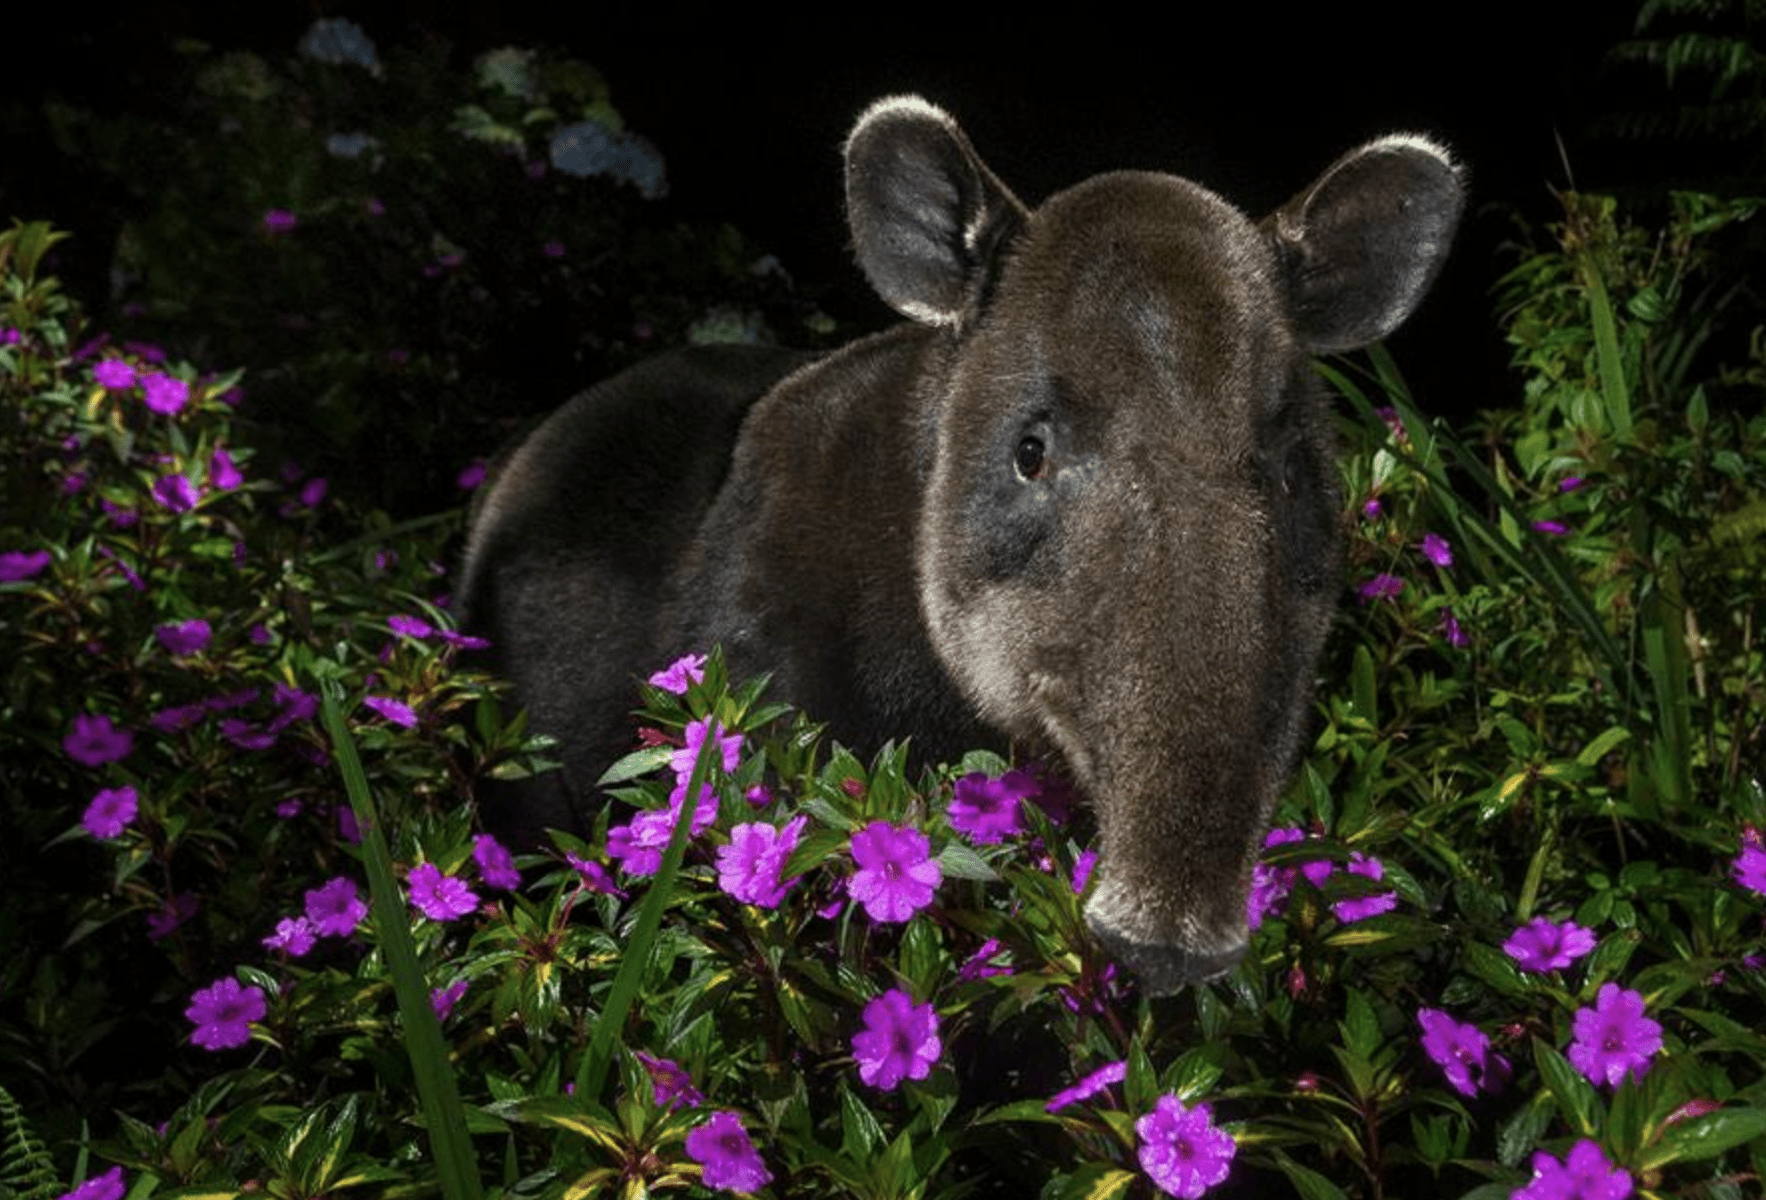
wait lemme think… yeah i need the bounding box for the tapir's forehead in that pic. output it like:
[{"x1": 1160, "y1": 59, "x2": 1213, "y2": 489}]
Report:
[{"x1": 988, "y1": 170, "x2": 1293, "y2": 429}]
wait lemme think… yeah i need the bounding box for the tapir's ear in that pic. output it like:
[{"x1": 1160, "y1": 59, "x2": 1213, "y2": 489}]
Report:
[
  {"x1": 1265, "y1": 134, "x2": 1465, "y2": 354},
  {"x1": 845, "y1": 96, "x2": 1028, "y2": 327}
]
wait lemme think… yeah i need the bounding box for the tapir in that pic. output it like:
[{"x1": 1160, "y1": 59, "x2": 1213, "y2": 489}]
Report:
[{"x1": 458, "y1": 95, "x2": 1463, "y2": 994}]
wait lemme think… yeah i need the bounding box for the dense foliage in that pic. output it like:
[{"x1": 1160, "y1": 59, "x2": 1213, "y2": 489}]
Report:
[{"x1": 4, "y1": 19, "x2": 1766, "y2": 1200}]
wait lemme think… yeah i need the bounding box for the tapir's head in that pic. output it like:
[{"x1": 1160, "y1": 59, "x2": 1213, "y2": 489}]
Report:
[{"x1": 845, "y1": 96, "x2": 1463, "y2": 994}]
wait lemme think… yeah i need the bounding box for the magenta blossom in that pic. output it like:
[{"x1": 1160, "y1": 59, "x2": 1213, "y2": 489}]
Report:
[
  {"x1": 1417, "y1": 1008, "x2": 1507, "y2": 1097},
  {"x1": 431, "y1": 979, "x2": 468, "y2": 1020},
  {"x1": 607, "y1": 810, "x2": 675, "y2": 877},
  {"x1": 0, "y1": 549, "x2": 51, "y2": 581},
  {"x1": 305, "y1": 876, "x2": 367, "y2": 937},
  {"x1": 1731, "y1": 843, "x2": 1766, "y2": 897},
  {"x1": 635, "y1": 1050, "x2": 705, "y2": 1109},
  {"x1": 408, "y1": 862, "x2": 479, "y2": 921},
  {"x1": 566, "y1": 852, "x2": 626, "y2": 897},
  {"x1": 716, "y1": 817, "x2": 806, "y2": 908},
  {"x1": 1357, "y1": 573, "x2": 1404, "y2": 603},
  {"x1": 847, "y1": 820, "x2": 941, "y2": 922},
  {"x1": 263, "y1": 208, "x2": 298, "y2": 233},
  {"x1": 1331, "y1": 852, "x2": 1398, "y2": 923},
  {"x1": 363, "y1": 694, "x2": 418, "y2": 727},
  {"x1": 185, "y1": 977, "x2": 266, "y2": 1050},
  {"x1": 852, "y1": 988, "x2": 941, "y2": 1091},
  {"x1": 456, "y1": 459, "x2": 487, "y2": 489},
  {"x1": 388, "y1": 613, "x2": 435, "y2": 639},
  {"x1": 155, "y1": 618, "x2": 212, "y2": 657},
  {"x1": 1419, "y1": 532, "x2": 1453, "y2": 568},
  {"x1": 82, "y1": 785, "x2": 139, "y2": 839},
  {"x1": 674, "y1": 717, "x2": 743, "y2": 778},
  {"x1": 152, "y1": 472, "x2": 200, "y2": 512},
  {"x1": 1568, "y1": 983, "x2": 1662, "y2": 1089},
  {"x1": 57, "y1": 1165, "x2": 126, "y2": 1200},
  {"x1": 210, "y1": 445, "x2": 243, "y2": 489},
  {"x1": 473, "y1": 833, "x2": 521, "y2": 889},
  {"x1": 649, "y1": 652, "x2": 708, "y2": 694},
  {"x1": 1439, "y1": 608, "x2": 1470, "y2": 648},
  {"x1": 948, "y1": 769, "x2": 1034, "y2": 843},
  {"x1": 1046, "y1": 1060, "x2": 1127, "y2": 1113},
  {"x1": 1135, "y1": 1094, "x2": 1236, "y2": 1199},
  {"x1": 684, "y1": 1110, "x2": 772, "y2": 1193},
  {"x1": 141, "y1": 372, "x2": 190, "y2": 415},
  {"x1": 262, "y1": 915, "x2": 317, "y2": 957},
  {"x1": 957, "y1": 936, "x2": 1012, "y2": 981},
  {"x1": 93, "y1": 358, "x2": 137, "y2": 390},
  {"x1": 1513, "y1": 1138, "x2": 1632, "y2": 1200},
  {"x1": 1503, "y1": 917, "x2": 1597, "y2": 973},
  {"x1": 147, "y1": 894, "x2": 199, "y2": 940},
  {"x1": 64, "y1": 712, "x2": 133, "y2": 767}
]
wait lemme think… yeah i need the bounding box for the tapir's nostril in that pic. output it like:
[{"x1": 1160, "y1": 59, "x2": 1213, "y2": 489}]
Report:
[{"x1": 1087, "y1": 921, "x2": 1247, "y2": 997}]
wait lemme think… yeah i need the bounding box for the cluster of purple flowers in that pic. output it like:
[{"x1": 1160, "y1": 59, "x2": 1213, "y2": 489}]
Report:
[{"x1": 1246, "y1": 828, "x2": 1397, "y2": 930}]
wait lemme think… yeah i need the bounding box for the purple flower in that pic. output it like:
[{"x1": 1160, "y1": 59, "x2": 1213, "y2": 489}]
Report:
[
  {"x1": 1357, "y1": 573, "x2": 1404, "y2": 604},
  {"x1": 363, "y1": 694, "x2": 417, "y2": 727},
  {"x1": 1046, "y1": 1060, "x2": 1127, "y2": 1113},
  {"x1": 1513, "y1": 1138, "x2": 1632, "y2": 1200},
  {"x1": 635, "y1": 1050, "x2": 705, "y2": 1109},
  {"x1": 263, "y1": 208, "x2": 298, "y2": 233},
  {"x1": 1071, "y1": 847, "x2": 1098, "y2": 894},
  {"x1": 262, "y1": 916, "x2": 317, "y2": 957},
  {"x1": 957, "y1": 936, "x2": 1012, "y2": 981},
  {"x1": 948, "y1": 769, "x2": 1033, "y2": 844},
  {"x1": 220, "y1": 718, "x2": 276, "y2": 750},
  {"x1": 1503, "y1": 917, "x2": 1597, "y2": 973},
  {"x1": 1440, "y1": 608, "x2": 1470, "y2": 648},
  {"x1": 64, "y1": 712, "x2": 133, "y2": 767},
  {"x1": 82, "y1": 785, "x2": 138, "y2": 839},
  {"x1": 209, "y1": 446, "x2": 243, "y2": 489},
  {"x1": 268, "y1": 685, "x2": 318, "y2": 732},
  {"x1": 431, "y1": 979, "x2": 468, "y2": 1020},
  {"x1": 648, "y1": 652, "x2": 707, "y2": 694},
  {"x1": 305, "y1": 876, "x2": 367, "y2": 937},
  {"x1": 473, "y1": 833, "x2": 521, "y2": 889},
  {"x1": 717, "y1": 817, "x2": 805, "y2": 908},
  {"x1": 1135, "y1": 1094, "x2": 1236, "y2": 1199},
  {"x1": 1533, "y1": 520, "x2": 1572, "y2": 536},
  {"x1": 155, "y1": 618, "x2": 212, "y2": 657},
  {"x1": 140, "y1": 372, "x2": 189, "y2": 415},
  {"x1": 847, "y1": 820, "x2": 941, "y2": 922},
  {"x1": 456, "y1": 460, "x2": 487, "y2": 490},
  {"x1": 388, "y1": 613, "x2": 435, "y2": 639},
  {"x1": 607, "y1": 810, "x2": 674, "y2": 877},
  {"x1": 852, "y1": 987, "x2": 941, "y2": 1091},
  {"x1": 1730, "y1": 843, "x2": 1766, "y2": 897},
  {"x1": 1559, "y1": 476, "x2": 1585, "y2": 493},
  {"x1": 0, "y1": 549, "x2": 51, "y2": 582},
  {"x1": 1417, "y1": 1008, "x2": 1506, "y2": 1097},
  {"x1": 684, "y1": 1110, "x2": 772, "y2": 1193},
  {"x1": 147, "y1": 894, "x2": 198, "y2": 940},
  {"x1": 408, "y1": 862, "x2": 479, "y2": 921},
  {"x1": 185, "y1": 977, "x2": 266, "y2": 1050},
  {"x1": 674, "y1": 717, "x2": 742, "y2": 778},
  {"x1": 1419, "y1": 532, "x2": 1453, "y2": 568},
  {"x1": 1331, "y1": 852, "x2": 1398, "y2": 923},
  {"x1": 566, "y1": 852, "x2": 626, "y2": 896},
  {"x1": 57, "y1": 1165, "x2": 126, "y2": 1200},
  {"x1": 152, "y1": 473, "x2": 200, "y2": 512},
  {"x1": 93, "y1": 358, "x2": 136, "y2": 390},
  {"x1": 1568, "y1": 983, "x2": 1662, "y2": 1089}
]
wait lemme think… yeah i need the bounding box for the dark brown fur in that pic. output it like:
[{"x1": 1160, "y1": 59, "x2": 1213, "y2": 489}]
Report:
[{"x1": 458, "y1": 96, "x2": 1463, "y2": 993}]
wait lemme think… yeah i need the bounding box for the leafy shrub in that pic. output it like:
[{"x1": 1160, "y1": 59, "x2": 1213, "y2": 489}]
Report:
[
  {"x1": 41, "y1": 21, "x2": 830, "y2": 518},
  {"x1": 5, "y1": 56, "x2": 1766, "y2": 1200}
]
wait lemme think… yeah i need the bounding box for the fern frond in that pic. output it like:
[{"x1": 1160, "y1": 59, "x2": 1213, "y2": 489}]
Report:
[{"x1": 0, "y1": 1085, "x2": 62, "y2": 1200}]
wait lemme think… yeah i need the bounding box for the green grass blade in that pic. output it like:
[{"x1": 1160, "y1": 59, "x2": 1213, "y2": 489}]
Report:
[
  {"x1": 1581, "y1": 261, "x2": 1633, "y2": 439},
  {"x1": 577, "y1": 731, "x2": 718, "y2": 1103},
  {"x1": 320, "y1": 683, "x2": 483, "y2": 1200}
]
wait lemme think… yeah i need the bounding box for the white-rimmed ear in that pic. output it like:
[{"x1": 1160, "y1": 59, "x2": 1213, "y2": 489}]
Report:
[
  {"x1": 844, "y1": 96, "x2": 1027, "y2": 327},
  {"x1": 1266, "y1": 133, "x2": 1465, "y2": 353}
]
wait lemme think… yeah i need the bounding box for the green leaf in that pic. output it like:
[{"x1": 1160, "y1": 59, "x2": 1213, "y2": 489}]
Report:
[
  {"x1": 1532, "y1": 1039, "x2": 1602, "y2": 1137},
  {"x1": 596, "y1": 745, "x2": 673, "y2": 786},
  {"x1": 1640, "y1": 1107, "x2": 1766, "y2": 1171},
  {"x1": 1271, "y1": 1150, "x2": 1351, "y2": 1200},
  {"x1": 1050, "y1": 1164, "x2": 1137, "y2": 1200},
  {"x1": 935, "y1": 839, "x2": 1001, "y2": 882}
]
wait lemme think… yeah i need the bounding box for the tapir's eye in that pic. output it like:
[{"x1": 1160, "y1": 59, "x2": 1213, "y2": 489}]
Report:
[{"x1": 1014, "y1": 435, "x2": 1048, "y2": 481}]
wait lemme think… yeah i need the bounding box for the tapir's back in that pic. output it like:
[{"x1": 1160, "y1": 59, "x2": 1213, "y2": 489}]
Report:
[{"x1": 459, "y1": 343, "x2": 817, "y2": 843}]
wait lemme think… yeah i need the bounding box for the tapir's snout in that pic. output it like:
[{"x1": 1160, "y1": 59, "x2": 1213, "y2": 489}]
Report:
[{"x1": 1085, "y1": 912, "x2": 1248, "y2": 997}]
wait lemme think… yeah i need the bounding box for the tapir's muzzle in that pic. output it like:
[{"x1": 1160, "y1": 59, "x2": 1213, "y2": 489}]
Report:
[{"x1": 1085, "y1": 914, "x2": 1247, "y2": 997}]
